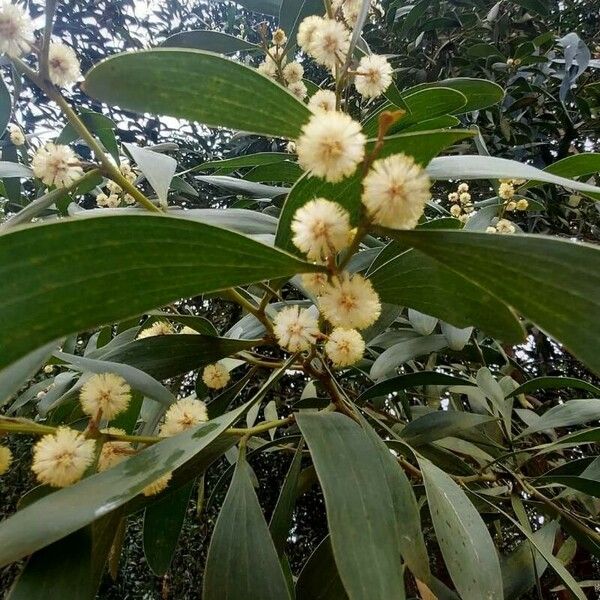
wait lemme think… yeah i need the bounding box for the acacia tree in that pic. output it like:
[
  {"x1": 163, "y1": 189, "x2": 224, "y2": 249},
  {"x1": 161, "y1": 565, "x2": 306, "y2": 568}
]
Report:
[{"x1": 0, "y1": 1, "x2": 598, "y2": 599}]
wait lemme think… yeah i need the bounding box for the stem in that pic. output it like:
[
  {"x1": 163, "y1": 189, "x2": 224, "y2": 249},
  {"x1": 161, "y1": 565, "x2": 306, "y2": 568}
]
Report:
[
  {"x1": 236, "y1": 351, "x2": 286, "y2": 369},
  {"x1": 228, "y1": 416, "x2": 294, "y2": 437},
  {"x1": 225, "y1": 288, "x2": 274, "y2": 333},
  {"x1": 39, "y1": 0, "x2": 58, "y2": 78}
]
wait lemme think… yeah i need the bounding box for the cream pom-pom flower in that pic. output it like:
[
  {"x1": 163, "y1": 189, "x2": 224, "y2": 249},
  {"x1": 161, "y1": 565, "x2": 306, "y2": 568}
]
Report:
[
  {"x1": 307, "y1": 89, "x2": 337, "y2": 113},
  {"x1": 98, "y1": 428, "x2": 133, "y2": 472},
  {"x1": 318, "y1": 273, "x2": 381, "y2": 330},
  {"x1": 31, "y1": 143, "x2": 83, "y2": 188},
  {"x1": 31, "y1": 427, "x2": 96, "y2": 487},
  {"x1": 143, "y1": 472, "x2": 172, "y2": 496},
  {"x1": 274, "y1": 305, "x2": 320, "y2": 352},
  {"x1": 291, "y1": 198, "x2": 351, "y2": 260},
  {"x1": 0, "y1": 445, "x2": 12, "y2": 475},
  {"x1": 361, "y1": 153, "x2": 431, "y2": 229},
  {"x1": 496, "y1": 218, "x2": 516, "y2": 234},
  {"x1": 80, "y1": 372, "x2": 131, "y2": 420},
  {"x1": 301, "y1": 272, "x2": 329, "y2": 295},
  {"x1": 297, "y1": 15, "x2": 324, "y2": 53},
  {"x1": 309, "y1": 18, "x2": 350, "y2": 69},
  {"x1": 96, "y1": 192, "x2": 120, "y2": 208},
  {"x1": 160, "y1": 397, "x2": 209, "y2": 437},
  {"x1": 48, "y1": 41, "x2": 81, "y2": 87},
  {"x1": 283, "y1": 61, "x2": 304, "y2": 84},
  {"x1": 0, "y1": 1, "x2": 34, "y2": 57},
  {"x1": 137, "y1": 320, "x2": 174, "y2": 339},
  {"x1": 288, "y1": 80, "x2": 308, "y2": 100},
  {"x1": 325, "y1": 328, "x2": 365, "y2": 367},
  {"x1": 272, "y1": 28, "x2": 287, "y2": 46},
  {"x1": 202, "y1": 363, "x2": 230, "y2": 390},
  {"x1": 8, "y1": 124, "x2": 24, "y2": 146},
  {"x1": 355, "y1": 54, "x2": 393, "y2": 99},
  {"x1": 296, "y1": 111, "x2": 366, "y2": 183}
]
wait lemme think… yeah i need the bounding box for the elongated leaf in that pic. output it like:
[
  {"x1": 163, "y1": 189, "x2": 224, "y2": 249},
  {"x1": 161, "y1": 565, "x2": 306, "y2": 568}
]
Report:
[
  {"x1": 296, "y1": 536, "x2": 349, "y2": 600},
  {"x1": 196, "y1": 174, "x2": 288, "y2": 197},
  {"x1": 427, "y1": 156, "x2": 600, "y2": 195},
  {"x1": 383, "y1": 229, "x2": 600, "y2": 375},
  {"x1": 297, "y1": 412, "x2": 406, "y2": 600},
  {"x1": 198, "y1": 152, "x2": 291, "y2": 173},
  {"x1": 401, "y1": 412, "x2": 496, "y2": 446},
  {"x1": 84, "y1": 49, "x2": 310, "y2": 139},
  {"x1": 0, "y1": 161, "x2": 32, "y2": 178},
  {"x1": 162, "y1": 30, "x2": 260, "y2": 53},
  {"x1": 0, "y1": 403, "x2": 247, "y2": 567},
  {"x1": 0, "y1": 214, "x2": 316, "y2": 369},
  {"x1": 203, "y1": 456, "x2": 291, "y2": 600},
  {"x1": 369, "y1": 247, "x2": 524, "y2": 342},
  {"x1": 358, "y1": 371, "x2": 474, "y2": 402},
  {"x1": 419, "y1": 458, "x2": 503, "y2": 600},
  {"x1": 519, "y1": 399, "x2": 600, "y2": 437},
  {"x1": 522, "y1": 153, "x2": 600, "y2": 191},
  {"x1": 537, "y1": 475, "x2": 600, "y2": 498},
  {"x1": 506, "y1": 376, "x2": 600, "y2": 398},
  {"x1": 100, "y1": 335, "x2": 258, "y2": 380},
  {"x1": 143, "y1": 481, "x2": 193, "y2": 576}
]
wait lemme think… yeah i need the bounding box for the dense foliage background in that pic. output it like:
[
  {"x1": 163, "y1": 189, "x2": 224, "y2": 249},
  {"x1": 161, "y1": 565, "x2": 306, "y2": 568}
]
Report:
[{"x1": 0, "y1": 0, "x2": 599, "y2": 598}]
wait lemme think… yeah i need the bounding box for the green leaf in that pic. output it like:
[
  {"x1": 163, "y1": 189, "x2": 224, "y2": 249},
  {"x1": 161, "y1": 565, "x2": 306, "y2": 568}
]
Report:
[
  {"x1": 203, "y1": 455, "x2": 291, "y2": 600},
  {"x1": 536, "y1": 475, "x2": 600, "y2": 498},
  {"x1": 382, "y1": 229, "x2": 600, "y2": 375},
  {"x1": 506, "y1": 376, "x2": 600, "y2": 398},
  {"x1": 0, "y1": 161, "x2": 32, "y2": 178},
  {"x1": 401, "y1": 412, "x2": 496, "y2": 446},
  {"x1": 143, "y1": 481, "x2": 193, "y2": 576},
  {"x1": 0, "y1": 403, "x2": 247, "y2": 567},
  {"x1": 518, "y1": 399, "x2": 600, "y2": 437},
  {"x1": 245, "y1": 161, "x2": 303, "y2": 184},
  {"x1": 405, "y1": 78, "x2": 505, "y2": 113},
  {"x1": 198, "y1": 152, "x2": 292, "y2": 173},
  {"x1": 0, "y1": 76, "x2": 12, "y2": 136},
  {"x1": 124, "y1": 143, "x2": 176, "y2": 204},
  {"x1": 368, "y1": 247, "x2": 524, "y2": 342},
  {"x1": 99, "y1": 334, "x2": 257, "y2": 380},
  {"x1": 427, "y1": 156, "x2": 600, "y2": 196},
  {"x1": 0, "y1": 214, "x2": 316, "y2": 370},
  {"x1": 84, "y1": 49, "x2": 310, "y2": 140},
  {"x1": 297, "y1": 412, "x2": 406, "y2": 600},
  {"x1": 296, "y1": 536, "x2": 349, "y2": 600},
  {"x1": 358, "y1": 371, "x2": 474, "y2": 403},
  {"x1": 196, "y1": 174, "x2": 288, "y2": 197},
  {"x1": 162, "y1": 30, "x2": 260, "y2": 53},
  {"x1": 226, "y1": 0, "x2": 282, "y2": 15},
  {"x1": 419, "y1": 458, "x2": 503, "y2": 600}
]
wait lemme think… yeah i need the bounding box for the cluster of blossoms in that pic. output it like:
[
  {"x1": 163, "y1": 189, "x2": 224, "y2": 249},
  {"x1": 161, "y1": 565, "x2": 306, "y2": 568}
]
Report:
[
  {"x1": 31, "y1": 143, "x2": 83, "y2": 189},
  {"x1": 486, "y1": 218, "x2": 517, "y2": 235},
  {"x1": 498, "y1": 178, "x2": 529, "y2": 212},
  {"x1": 447, "y1": 182, "x2": 475, "y2": 223},
  {"x1": 8, "y1": 123, "x2": 24, "y2": 146},
  {"x1": 97, "y1": 162, "x2": 138, "y2": 208}
]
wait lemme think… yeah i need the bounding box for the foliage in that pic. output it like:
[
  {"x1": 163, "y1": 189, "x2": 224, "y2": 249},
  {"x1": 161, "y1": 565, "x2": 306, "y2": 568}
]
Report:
[{"x1": 0, "y1": 1, "x2": 599, "y2": 599}]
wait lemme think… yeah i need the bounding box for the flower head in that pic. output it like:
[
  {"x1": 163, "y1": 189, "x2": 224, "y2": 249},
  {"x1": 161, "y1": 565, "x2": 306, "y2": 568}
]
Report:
[
  {"x1": 499, "y1": 181, "x2": 515, "y2": 200},
  {"x1": 459, "y1": 192, "x2": 471, "y2": 205},
  {"x1": 48, "y1": 41, "x2": 81, "y2": 87},
  {"x1": 301, "y1": 271, "x2": 329, "y2": 295},
  {"x1": 496, "y1": 218, "x2": 516, "y2": 234},
  {"x1": 143, "y1": 472, "x2": 172, "y2": 496},
  {"x1": 516, "y1": 198, "x2": 529, "y2": 211},
  {"x1": 272, "y1": 28, "x2": 287, "y2": 46},
  {"x1": 274, "y1": 305, "x2": 320, "y2": 352},
  {"x1": 98, "y1": 428, "x2": 132, "y2": 472},
  {"x1": 297, "y1": 15, "x2": 324, "y2": 53},
  {"x1": 202, "y1": 363, "x2": 230, "y2": 390},
  {"x1": 309, "y1": 18, "x2": 350, "y2": 69},
  {"x1": 361, "y1": 153, "x2": 431, "y2": 229},
  {"x1": 288, "y1": 80, "x2": 307, "y2": 100},
  {"x1": 8, "y1": 124, "x2": 24, "y2": 146},
  {"x1": 308, "y1": 89, "x2": 337, "y2": 113},
  {"x1": 355, "y1": 54, "x2": 393, "y2": 98},
  {"x1": 291, "y1": 198, "x2": 351, "y2": 260},
  {"x1": 80, "y1": 373, "x2": 131, "y2": 420},
  {"x1": 318, "y1": 273, "x2": 381, "y2": 329},
  {"x1": 0, "y1": 1, "x2": 34, "y2": 57},
  {"x1": 0, "y1": 445, "x2": 12, "y2": 475},
  {"x1": 137, "y1": 320, "x2": 174, "y2": 339},
  {"x1": 31, "y1": 427, "x2": 96, "y2": 487},
  {"x1": 296, "y1": 111, "x2": 366, "y2": 183},
  {"x1": 450, "y1": 204, "x2": 462, "y2": 217},
  {"x1": 325, "y1": 328, "x2": 365, "y2": 366},
  {"x1": 32, "y1": 143, "x2": 83, "y2": 188},
  {"x1": 96, "y1": 192, "x2": 120, "y2": 208},
  {"x1": 447, "y1": 192, "x2": 459, "y2": 203},
  {"x1": 160, "y1": 397, "x2": 209, "y2": 437},
  {"x1": 457, "y1": 182, "x2": 469, "y2": 193},
  {"x1": 283, "y1": 61, "x2": 304, "y2": 84}
]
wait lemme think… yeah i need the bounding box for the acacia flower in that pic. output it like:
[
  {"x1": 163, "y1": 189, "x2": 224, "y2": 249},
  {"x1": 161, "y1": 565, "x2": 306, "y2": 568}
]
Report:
[
  {"x1": 516, "y1": 198, "x2": 529, "y2": 211},
  {"x1": 31, "y1": 427, "x2": 95, "y2": 487},
  {"x1": 8, "y1": 124, "x2": 24, "y2": 146},
  {"x1": 80, "y1": 373, "x2": 131, "y2": 420},
  {"x1": 32, "y1": 143, "x2": 83, "y2": 188},
  {"x1": 499, "y1": 181, "x2": 515, "y2": 200},
  {"x1": 202, "y1": 363, "x2": 230, "y2": 390},
  {"x1": 98, "y1": 428, "x2": 132, "y2": 472},
  {"x1": 283, "y1": 61, "x2": 304, "y2": 84},
  {"x1": 273, "y1": 305, "x2": 320, "y2": 352},
  {"x1": 137, "y1": 320, "x2": 174, "y2": 338},
  {"x1": 309, "y1": 18, "x2": 350, "y2": 69},
  {"x1": 450, "y1": 204, "x2": 462, "y2": 217},
  {"x1": 308, "y1": 89, "x2": 337, "y2": 113},
  {"x1": 96, "y1": 192, "x2": 120, "y2": 208},
  {"x1": 291, "y1": 198, "x2": 351, "y2": 260},
  {"x1": 361, "y1": 153, "x2": 431, "y2": 229},
  {"x1": 355, "y1": 54, "x2": 393, "y2": 98},
  {"x1": 272, "y1": 28, "x2": 287, "y2": 46},
  {"x1": 325, "y1": 328, "x2": 365, "y2": 367},
  {"x1": 318, "y1": 273, "x2": 381, "y2": 329},
  {"x1": 0, "y1": 1, "x2": 34, "y2": 57},
  {"x1": 297, "y1": 15, "x2": 324, "y2": 53},
  {"x1": 288, "y1": 80, "x2": 307, "y2": 100},
  {"x1": 48, "y1": 41, "x2": 81, "y2": 87},
  {"x1": 296, "y1": 111, "x2": 366, "y2": 183},
  {"x1": 143, "y1": 472, "x2": 172, "y2": 496},
  {"x1": 301, "y1": 271, "x2": 329, "y2": 295},
  {"x1": 160, "y1": 397, "x2": 209, "y2": 437},
  {"x1": 0, "y1": 445, "x2": 12, "y2": 475},
  {"x1": 496, "y1": 218, "x2": 516, "y2": 234}
]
